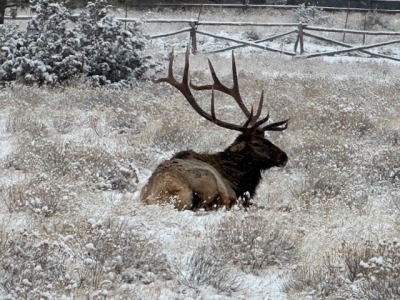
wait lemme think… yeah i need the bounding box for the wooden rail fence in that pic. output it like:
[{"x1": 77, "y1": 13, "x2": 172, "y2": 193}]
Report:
[
  {"x1": 4, "y1": 15, "x2": 400, "y2": 61},
  {"x1": 136, "y1": 18, "x2": 400, "y2": 62}
]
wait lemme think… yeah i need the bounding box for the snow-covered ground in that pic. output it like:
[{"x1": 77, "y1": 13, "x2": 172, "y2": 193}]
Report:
[{"x1": 0, "y1": 6, "x2": 399, "y2": 300}]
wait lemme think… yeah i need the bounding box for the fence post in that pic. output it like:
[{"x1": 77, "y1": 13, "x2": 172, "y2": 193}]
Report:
[
  {"x1": 124, "y1": 0, "x2": 128, "y2": 30},
  {"x1": 295, "y1": 22, "x2": 305, "y2": 54},
  {"x1": 299, "y1": 22, "x2": 305, "y2": 54},
  {"x1": 343, "y1": 0, "x2": 350, "y2": 42},
  {"x1": 363, "y1": 12, "x2": 368, "y2": 45},
  {"x1": 189, "y1": 21, "x2": 198, "y2": 54},
  {"x1": 294, "y1": 22, "x2": 304, "y2": 54}
]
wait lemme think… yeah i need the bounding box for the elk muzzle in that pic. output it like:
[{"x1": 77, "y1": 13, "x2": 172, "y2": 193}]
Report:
[{"x1": 278, "y1": 152, "x2": 288, "y2": 167}]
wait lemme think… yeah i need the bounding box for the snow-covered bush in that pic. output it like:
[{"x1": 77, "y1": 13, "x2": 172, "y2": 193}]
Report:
[
  {"x1": 171, "y1": 245, "x2": 242, "y2": 294},
  {"x1": 0, "y1": 230, "x2": 72, "y2": 299},
  {"x1": 7, "y1": 138, "x2": 139, "y2": 191},
  {"x1": 288, "y1": 239, "x2": 400, "y2": 299},
  {"x1": 76, "y1": 218, "x2": 172, "y2": 286},
  {"x1": 294, "y1": 4, "x2": 323, "y2": 24},
  {"x1": 0, "y1": 0, "x2": 154, "y2": 86},
  {"x1": 364, "y1": 9, "x2": 394, "y2": 31},
  {"x1": 359, "y1": 239, "x2": 400, "y2": 299},
  {"x1": 288, "y1": 247, "x2": 352, "y2": 298},
  {"x1": 0, "y1": 221, "x2": 170, "y2": 299},
  {"x1": 289, "y1": 263, "x2": 342, "y2": 298},
  {"x1": 213, "y1": 215, "x2": 295, "y2": 274},
  {"x1": 1, "y1": 176, "x2": 78, "y2": 217}
]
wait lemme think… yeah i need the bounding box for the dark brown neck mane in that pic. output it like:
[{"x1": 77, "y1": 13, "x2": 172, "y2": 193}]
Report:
[{"x1": 173, "y1": 150, "x2": 265, "y2": 198}]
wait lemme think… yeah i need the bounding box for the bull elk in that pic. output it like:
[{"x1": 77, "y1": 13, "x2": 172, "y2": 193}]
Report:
[{"x1": 140, "y1": 50, "x2": 289, "y2": 210}]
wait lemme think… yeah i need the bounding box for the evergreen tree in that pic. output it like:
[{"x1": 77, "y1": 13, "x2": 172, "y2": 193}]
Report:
[{"x1": 0, "y1": 0, "x2": 155, "y2": 86}]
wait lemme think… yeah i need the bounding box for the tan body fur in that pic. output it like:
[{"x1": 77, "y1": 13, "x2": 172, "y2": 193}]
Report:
[{"x1": 140, "y1": 158, "x2": 237, "y2": 210}]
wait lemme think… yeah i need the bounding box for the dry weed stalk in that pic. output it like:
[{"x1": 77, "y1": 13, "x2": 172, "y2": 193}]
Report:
[{"x1": 213, "y1": 215, "x2": 295, "y2": 274}]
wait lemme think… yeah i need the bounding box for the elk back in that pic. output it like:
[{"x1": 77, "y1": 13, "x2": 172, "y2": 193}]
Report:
[{"x1": 140, "y1": 158, "x2": 237, "y2": 210}]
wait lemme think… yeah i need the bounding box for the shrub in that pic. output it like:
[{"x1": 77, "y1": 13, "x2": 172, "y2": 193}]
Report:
[
  {"x1": 0, "y1": 219, "x2": 170, "y2": 299},
  {"x1": 7, "y1": 139, "x2": 137, "y2": 189},
  {"x1": 0, "y1": 0, "x2": 155, "y2": 86},
  {"x1": 171, "y1": 245, "x2": 242, "y2": 294},
  {"x1": 288, "y1": 239, "x2": 400, "y2": 299},
  {"x1": 359, "y1": 239, "x2": 400, "y2": 299},
  {"x1": 74, "y1": 218, "x2": 171, "y2": 286},
  {"x1": 294, "y1": 4, "x2": 323, "y2": 24},
  {"x1": 2, "y1": 178, "x2": 76, "y2": 217},
  {"x1": 0, "y1": 229, "x2": 72, "y2": 299},
  {"x1": 289, "y1": 264, "x2": 341, "y2": 298},
  {"x1": 213, "y1": 215, "x2": 295, "y2": 274}
]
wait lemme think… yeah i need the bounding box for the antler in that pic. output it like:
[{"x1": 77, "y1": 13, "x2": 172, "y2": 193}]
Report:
[
  {"x1": 190, "y1": 52, "x2": 251, "y2": 118},
  {"x1": 153, "y1": 49, "x2": 288, "y2": 133}
]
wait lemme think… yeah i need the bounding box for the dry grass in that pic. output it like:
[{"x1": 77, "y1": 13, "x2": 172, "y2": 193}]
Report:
[
  {"x1": 212, "y1": 215, "x2": 296, "y2": 274},
  {"x1": 0, "y1": 219, "x2": 170, "y2": 299},
  {"x1": 288, "y1": 238, "x2": 400, "y2": 299},
  {"x1": 170, "y1": 245, "x2": 242, "y2": 294}
]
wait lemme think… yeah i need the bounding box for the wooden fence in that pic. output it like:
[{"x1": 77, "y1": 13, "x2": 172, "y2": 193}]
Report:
[
  {"x1": 124, "y1": 3, "x2": 400, "y2": 14},
  {"x1": 134, "y1": 18, "x2": 400, "y2": 62},
  {"x1": 4, "y1": 15, "x2": 400, "y2": 61}
]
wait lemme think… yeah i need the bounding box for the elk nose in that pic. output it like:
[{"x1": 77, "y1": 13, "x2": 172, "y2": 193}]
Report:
[{"x1": 279, "y1": 153, "x2": 288, "y2": 167}]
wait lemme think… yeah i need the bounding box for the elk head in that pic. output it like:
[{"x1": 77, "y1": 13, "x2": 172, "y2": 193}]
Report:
[
  {"x1": 227, "y1": 132, "x2": 288, "y2": 169},
  {"x1": 141, "y1": 49, "x2": 288, "y2": 210}
]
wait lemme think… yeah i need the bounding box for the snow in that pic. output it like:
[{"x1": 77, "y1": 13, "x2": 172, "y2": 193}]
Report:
[{"x1": 0, "y1": 140, "x2": 11, "y2": 159}]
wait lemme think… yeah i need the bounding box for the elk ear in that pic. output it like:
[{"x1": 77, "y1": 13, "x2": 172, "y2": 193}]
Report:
[{"x1": 229, "y1": 141, "x2": 246, "y2": 152}]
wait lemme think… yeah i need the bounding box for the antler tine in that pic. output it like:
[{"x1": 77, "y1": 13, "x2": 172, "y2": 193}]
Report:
[
  {"x1": 261, "y1": 119, "x2": 289, "y2": 132},
  {"x1": 251, "y1": 112, "x2": 270, "y2": 130},
  {"x1": 153, "y1": 48, "x2": 178, "y2": 86},
  {"x1": 182, "y1": 47, "x2": 190, "y2": 85},
  {"x1": 246, "y1": 91, "x2": 269, "y2": 129},
  {"x1": 169, "y1": 49, "x2": 175, "y2": 78},
  {"x1": 248, "y1": 91, "x2": 290, "y2": 133},
  {"x1": 253, "y1": 90, "x2": 264, "y2": 121},
  {"x1": 188, "y1": 58, "x2": 224, "y2": 90},
  {"x1": 242, "y1": 106, "x2": 254, "y2": 128},
  {"x1": 249, "y1": 92, "x2": 288, "y2": 132},
  {"x1": 211, "y1": 86, "x2": 216, "y2": 120},
  {"x1": 190, "y1": 51, "x2": 251, "y2": 118}
]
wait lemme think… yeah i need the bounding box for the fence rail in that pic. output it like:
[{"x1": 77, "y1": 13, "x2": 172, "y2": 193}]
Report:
[
  {"x1": 131, "y1": 19, "x2": 300, "y2": 27},
  {"x1": 4, "y1": 15, "x2": 400, "y2": 62},
  {"x1": 126, "y1": 3, "x2": 400, "y2": 14},
  {"x1": 139, "y1": 18, "x2": 400, "y2": 62}
]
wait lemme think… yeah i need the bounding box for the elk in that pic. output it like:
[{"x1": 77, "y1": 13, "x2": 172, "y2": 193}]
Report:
[{"x1": 140, "y1": 50, "x2": 288, "y2": 210}]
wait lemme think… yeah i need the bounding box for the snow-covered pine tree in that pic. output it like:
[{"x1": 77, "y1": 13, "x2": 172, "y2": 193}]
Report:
[{"x1": 0, "y1": 0, "x2": 154, "y2": 86}]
